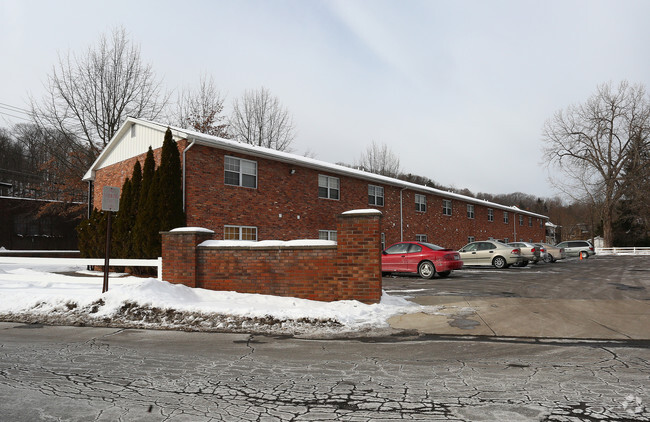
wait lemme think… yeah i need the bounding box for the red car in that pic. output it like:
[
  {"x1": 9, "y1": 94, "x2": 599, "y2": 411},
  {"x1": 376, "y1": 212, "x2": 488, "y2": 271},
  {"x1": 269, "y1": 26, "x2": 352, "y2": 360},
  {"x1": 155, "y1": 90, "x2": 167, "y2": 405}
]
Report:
[{"x1": 382, "y1": 241, "x2": 463, "y2": 279}]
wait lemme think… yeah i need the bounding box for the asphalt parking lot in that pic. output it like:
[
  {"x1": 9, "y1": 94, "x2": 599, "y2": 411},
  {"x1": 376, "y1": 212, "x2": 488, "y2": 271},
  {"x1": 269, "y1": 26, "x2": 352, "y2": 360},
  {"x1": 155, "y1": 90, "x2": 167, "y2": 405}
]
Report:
[{"x1": 383, "y1": 255, "x2": 650, "y2": 339}]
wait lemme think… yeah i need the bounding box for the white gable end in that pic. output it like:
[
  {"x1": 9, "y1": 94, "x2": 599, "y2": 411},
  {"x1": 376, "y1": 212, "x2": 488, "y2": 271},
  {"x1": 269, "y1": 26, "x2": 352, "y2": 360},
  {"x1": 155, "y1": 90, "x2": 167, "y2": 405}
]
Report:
[{"x1": 98, "y1": 123, "x2": 166, "y2": 170}]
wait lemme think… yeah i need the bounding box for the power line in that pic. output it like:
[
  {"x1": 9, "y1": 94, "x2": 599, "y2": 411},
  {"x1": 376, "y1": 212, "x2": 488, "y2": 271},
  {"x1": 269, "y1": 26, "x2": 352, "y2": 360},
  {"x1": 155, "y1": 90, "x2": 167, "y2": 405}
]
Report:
[{"x1": 0, "y1": 102, "x2": 32, "y2": 115}]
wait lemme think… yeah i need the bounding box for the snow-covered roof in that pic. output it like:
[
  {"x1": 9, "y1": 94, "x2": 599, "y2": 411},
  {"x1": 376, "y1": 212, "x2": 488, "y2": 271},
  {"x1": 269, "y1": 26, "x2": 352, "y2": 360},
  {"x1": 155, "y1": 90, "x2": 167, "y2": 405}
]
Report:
[{"x1": 84, "y1": 117, "x2": 549, "y2": 220}]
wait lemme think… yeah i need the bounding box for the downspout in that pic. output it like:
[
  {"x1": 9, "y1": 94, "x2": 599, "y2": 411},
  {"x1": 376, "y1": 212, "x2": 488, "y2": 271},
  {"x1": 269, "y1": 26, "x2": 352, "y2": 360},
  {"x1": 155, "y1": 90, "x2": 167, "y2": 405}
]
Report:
[
  {"x1": 87, "y1": 180, "x2": 93, "y2": 218},
  {"x1": 182, "y1": 138, "x2": 196, "y2": 212},
  {"x1": 400, "y1": 187, "x2": 407, "y2": 241}
]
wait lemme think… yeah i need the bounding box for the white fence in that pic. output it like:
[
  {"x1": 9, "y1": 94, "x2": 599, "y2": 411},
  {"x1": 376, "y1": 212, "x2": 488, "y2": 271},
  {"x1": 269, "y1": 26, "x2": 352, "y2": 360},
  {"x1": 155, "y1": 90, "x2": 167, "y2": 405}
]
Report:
[
  {"x1": 596, "y1": 247, "x2": 650, "y2": 256},
  {"x1": 0, "y1": 257, "x2": 162, "y2": 280}
]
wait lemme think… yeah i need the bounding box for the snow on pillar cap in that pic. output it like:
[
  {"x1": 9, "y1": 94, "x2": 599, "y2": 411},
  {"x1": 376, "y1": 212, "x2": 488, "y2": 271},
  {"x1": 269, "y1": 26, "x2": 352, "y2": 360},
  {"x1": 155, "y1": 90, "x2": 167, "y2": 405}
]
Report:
[
  {"x1": 341, "y1": 209, "x2": 383, "y2": 216},
  {"x1": 169, "y1": 227, "x2": 215, "y2": 234}
]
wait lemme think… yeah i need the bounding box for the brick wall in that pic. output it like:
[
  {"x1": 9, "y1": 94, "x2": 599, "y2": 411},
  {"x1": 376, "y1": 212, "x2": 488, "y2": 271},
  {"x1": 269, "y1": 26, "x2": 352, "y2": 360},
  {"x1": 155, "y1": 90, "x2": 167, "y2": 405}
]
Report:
[
  {"x1": 161, "y1": 210, "x2": 383, "y2": 303},
  {"x1": 183, "y1": 144, "x2": 546, "y2": 250},
  {"x1": 93, "y1": 136, "x2": 546, "y2": 254}
]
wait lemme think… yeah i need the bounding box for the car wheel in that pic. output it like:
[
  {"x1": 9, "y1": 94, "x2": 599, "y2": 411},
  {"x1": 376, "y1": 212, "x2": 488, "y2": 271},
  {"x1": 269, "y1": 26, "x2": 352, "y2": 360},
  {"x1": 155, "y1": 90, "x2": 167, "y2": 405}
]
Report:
[
  {"x1": 418, "y1": 261, "x2": 436, "y2": 279},
  {"x1": 580, "y1": 251, "x2": 589, "y2": 259},
  {"x1": 544, "y1": 254, "x2": 553, "y2": 263},
  {"x1": 492, "y1": 256, "x2": 507, "y2": 269},
  {"x1": 438, "y1": 270, "x2": 451, "y2": 278}
]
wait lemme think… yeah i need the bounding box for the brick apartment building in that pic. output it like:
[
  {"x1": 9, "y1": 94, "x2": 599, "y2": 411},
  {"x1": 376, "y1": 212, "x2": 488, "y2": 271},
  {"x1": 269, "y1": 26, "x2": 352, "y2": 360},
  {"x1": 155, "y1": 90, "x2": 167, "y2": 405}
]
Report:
[{"x1": 83, "y1": 117, "x2": 548, "y2": 251}]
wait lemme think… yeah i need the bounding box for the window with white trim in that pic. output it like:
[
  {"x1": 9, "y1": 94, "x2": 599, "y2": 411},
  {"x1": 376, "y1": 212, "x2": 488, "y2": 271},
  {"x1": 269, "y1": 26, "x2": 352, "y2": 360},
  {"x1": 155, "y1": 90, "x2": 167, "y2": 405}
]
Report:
[
  {"x1": 529, "y1": 217, "x2": 533, "y2": 227},
  {"x1": 488, "y1": 208, "x2": 494, "y2": 222},
  {"x1": 225, "y1": 156, "x2": 257, "y2": 188},
  {"x1": 442, "y1": 199, "x2": 452, "y2": 216},
  {"x1": 416, "y1": 234, "x2": 427, "y2": 242},
  {"x1": 503, "y1": 237, "x2": 509, "y2": 243},
  {"x1": 368, "y1": 185, "x2": 384, "y2": 206},
  {"x1": 503, "y1": 211, "x2": 509, "y2": 224},
  {"x1": 468, "y1": 236, "x2": 475, "y2": 243},
  {"x1": 519, "y1": 215, "x2": 524, "y2": 226},
  {"x1": 467, "y1": 204, "x2": 475, "y2": 219},
  {"x1": 224, "y1": 225, "x2": 257, "y2": 240},
  {"x1": 381, "y1": 233, "x2": 386, "y2": 251},
  {"x1": 415, "y1": 194, "x2": 426, "y2": 212},
  {"x1": 318, "y1": 230, "x2": 337, "y2": 241},
  {"x1": 318, "y1": 175, "x2": 339, "y2": 200}
]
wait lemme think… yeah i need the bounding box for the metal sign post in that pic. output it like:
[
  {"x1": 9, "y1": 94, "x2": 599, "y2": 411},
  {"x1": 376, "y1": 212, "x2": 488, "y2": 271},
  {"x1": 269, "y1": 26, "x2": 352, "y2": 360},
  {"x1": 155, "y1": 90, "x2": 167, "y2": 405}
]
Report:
[{"x1": 101, "y1": 186, "x2": 120, "y2": 293}]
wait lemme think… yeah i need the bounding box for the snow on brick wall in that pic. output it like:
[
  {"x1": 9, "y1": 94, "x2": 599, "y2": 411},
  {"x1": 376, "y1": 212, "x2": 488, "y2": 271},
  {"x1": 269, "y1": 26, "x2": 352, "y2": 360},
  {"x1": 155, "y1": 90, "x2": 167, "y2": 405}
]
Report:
[{"x1": 161, "y1": 211, "x2": 383, "y2": 304}]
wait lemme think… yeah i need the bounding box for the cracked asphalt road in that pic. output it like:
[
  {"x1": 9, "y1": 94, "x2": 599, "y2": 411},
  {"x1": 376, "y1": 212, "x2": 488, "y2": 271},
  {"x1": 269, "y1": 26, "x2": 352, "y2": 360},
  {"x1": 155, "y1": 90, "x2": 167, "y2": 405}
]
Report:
[{"x1": 1, "y1": 323, "x2": 648, "y2": 421}]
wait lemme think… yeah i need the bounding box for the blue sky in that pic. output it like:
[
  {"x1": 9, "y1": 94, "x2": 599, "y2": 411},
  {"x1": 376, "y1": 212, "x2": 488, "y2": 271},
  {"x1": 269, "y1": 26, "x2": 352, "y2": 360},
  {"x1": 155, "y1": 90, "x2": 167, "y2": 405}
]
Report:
[{"x1": 2, "y1": 0, "x2": 649, "y2": 198}]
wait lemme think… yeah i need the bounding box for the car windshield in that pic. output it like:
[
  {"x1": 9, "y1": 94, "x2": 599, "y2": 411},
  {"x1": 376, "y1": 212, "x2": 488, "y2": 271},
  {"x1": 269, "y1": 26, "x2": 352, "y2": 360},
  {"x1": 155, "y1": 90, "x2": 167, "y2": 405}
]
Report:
[{"x1": 420, "y1": 242, "x2": 445, "y2": 251}]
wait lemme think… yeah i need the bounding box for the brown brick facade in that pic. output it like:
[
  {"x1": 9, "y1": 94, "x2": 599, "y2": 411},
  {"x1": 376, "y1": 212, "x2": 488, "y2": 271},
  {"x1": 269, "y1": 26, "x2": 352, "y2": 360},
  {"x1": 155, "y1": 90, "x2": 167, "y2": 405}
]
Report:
[
  {"x1": 92, "y1": 135, "x2": 546, "y2": 251},
  {"x1": 161, "y1": 211, "x2": 383, "y2": 303}
]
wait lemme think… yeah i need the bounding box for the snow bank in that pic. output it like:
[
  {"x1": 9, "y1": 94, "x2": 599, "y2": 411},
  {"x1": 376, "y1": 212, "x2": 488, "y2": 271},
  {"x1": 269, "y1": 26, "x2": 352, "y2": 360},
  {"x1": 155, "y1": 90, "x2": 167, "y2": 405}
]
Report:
[{"x1": 0, "y1": 262, "x2": 436, "y2": 336}]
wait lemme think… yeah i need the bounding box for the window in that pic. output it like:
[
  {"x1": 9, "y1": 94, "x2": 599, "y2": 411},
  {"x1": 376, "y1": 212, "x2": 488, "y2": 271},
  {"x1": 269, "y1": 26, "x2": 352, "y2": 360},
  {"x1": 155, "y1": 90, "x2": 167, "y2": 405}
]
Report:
[
  {"x1": 443, "y1": 199, "x2": 452, "y2": 216},
  {"x1": 416, "y1": 234, "x2": 427, "y2": 242},
  {"x1": 318, "y1": 175, "x2": 339, "y2": 200},
  {"x1": 519, "y1": 215, "x2": 524, "y2": 226},
  {"x1": 225, "y1": 156, "x2": 257, "y2": 188},
  {"x1": 503, "y1": 211, "x2": 509, "y2": 224},
  {"x1": 381, "y1": 233, "x2": 386, "y2": 251},
  {"x1": 368, "y1": 185, "x2": 384, "y2": 206},
  {"x1": 415, "y1": 194, "x2": 427, "y2": 212},
  {"x1": 529, "y1": 217, "x2": 533, "y2": 227},
  {"x1": 130, "y1": 124, "x2": 136, "y2": 138},
  {"x1": 488, "y1": 208, "x2": 494, "y2": 222},
  {"x1": 224, "y1": 225, "x2": 257, "y2": 240},
  {"x1": 319, "y1": 230, "x2": 337, "y2": 241},
  {"x1": 468, "y1": 236, "x2": 475, "y2": 243},
  {"x1": 503, "y1": 237, "x2": 509, "y2": 243},
  {"x1": 467, "y1": 204, "x2": 475, "y2": 219},
  {"x1": 384, "y1": 243, "x2": 411, "y2": 254}
]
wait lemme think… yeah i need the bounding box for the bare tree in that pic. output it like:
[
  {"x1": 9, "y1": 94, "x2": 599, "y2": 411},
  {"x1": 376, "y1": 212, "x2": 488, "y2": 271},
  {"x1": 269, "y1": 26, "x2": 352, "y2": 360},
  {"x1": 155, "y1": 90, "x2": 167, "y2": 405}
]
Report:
[
  {"x1": 30, "y1": 26, "x2": 168, "y2": 157},
  {"x1": 542, "y1": 81, "x2": 650, "y2": 247},
  {"x1": 229, "y1": 87, "x2": 295, "y2": 151},
  {"x1": 356, "y1": 141, "x2": 401, "y2": 178},
  {"x1": 176, "y1": 74, "x2": 229, "y2": 138}
]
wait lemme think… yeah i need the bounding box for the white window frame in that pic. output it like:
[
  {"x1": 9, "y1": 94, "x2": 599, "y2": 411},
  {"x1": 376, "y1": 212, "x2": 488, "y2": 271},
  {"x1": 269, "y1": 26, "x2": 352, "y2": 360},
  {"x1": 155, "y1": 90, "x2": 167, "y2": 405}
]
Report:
[
  {"x1": 519, "y1": 215, "x2": 524, "y2": 226},
  {"x1": 381, "y1": 233, "x2": 386, "y2": 251},
  {"x1": 318, "y1": 175, "x2": 340, "y2": 200},
  {"x1": 488, "y1": 208, "x2": 494, "y2": 222},
  {"x1": 416, "y1": 234, "x2": 428, "y2": 242},
  {"x1": 468, "y1": 236, "x2": 475, "y2": 243},
  {"x1": 529, "y1": 217, "x2": 533, "y2": 227},
  {"x1": 467, "y1": 204, "x2": 475, "y2": 219},
  {"x1": 368, "y1": 185, "x2": 384, "y2": 206},
  {"x1": 443, "y1": 199, "x2": 452, "y2": 216},
  {"x1": 318, "y1": 230, "x2": 337, "y2": 241},
  {"x1": 415, "y1": 194, "x2": 426, "y2": 212},
  {"x1": 224, "y1": 156, "x2": 257, "y2": 189},
  {"x1": 503, "y1": 211, "x2": 509, "y2": 224},
  {"x1": 224, "y1": 225, "x2": 258, "y2": 241}
]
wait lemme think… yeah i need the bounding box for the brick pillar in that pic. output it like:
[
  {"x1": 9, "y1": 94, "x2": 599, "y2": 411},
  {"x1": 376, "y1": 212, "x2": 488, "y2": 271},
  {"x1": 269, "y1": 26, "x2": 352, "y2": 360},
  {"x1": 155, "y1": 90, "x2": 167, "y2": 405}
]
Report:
[
  {"x1": 161, "y1": 228, "x2": 214, "y2": 288},
  {"x1": 336, "y1": 210, "x2": 383, "y2": 304}
]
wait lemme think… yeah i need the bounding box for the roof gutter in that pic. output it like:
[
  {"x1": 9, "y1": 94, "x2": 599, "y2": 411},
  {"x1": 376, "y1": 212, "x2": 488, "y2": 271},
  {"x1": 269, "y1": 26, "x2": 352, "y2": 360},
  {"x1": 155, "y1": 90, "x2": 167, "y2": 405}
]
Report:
[{"x1": 182, "y1": 138, "x2": 197, "y2": 212}]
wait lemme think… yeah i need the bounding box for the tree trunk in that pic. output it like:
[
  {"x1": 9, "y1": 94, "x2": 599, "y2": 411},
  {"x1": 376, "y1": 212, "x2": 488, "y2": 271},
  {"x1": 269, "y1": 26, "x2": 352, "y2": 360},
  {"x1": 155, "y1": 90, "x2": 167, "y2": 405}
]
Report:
[{"x1": 602, "y1": 206, "x2": 613, "y2": 248}]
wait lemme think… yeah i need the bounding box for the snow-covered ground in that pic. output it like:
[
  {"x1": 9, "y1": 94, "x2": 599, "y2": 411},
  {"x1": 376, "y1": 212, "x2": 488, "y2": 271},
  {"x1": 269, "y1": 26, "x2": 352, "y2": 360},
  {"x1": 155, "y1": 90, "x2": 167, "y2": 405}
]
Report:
[{"x1": 0, "y1": 262, "x2": 439, "y2": 337}]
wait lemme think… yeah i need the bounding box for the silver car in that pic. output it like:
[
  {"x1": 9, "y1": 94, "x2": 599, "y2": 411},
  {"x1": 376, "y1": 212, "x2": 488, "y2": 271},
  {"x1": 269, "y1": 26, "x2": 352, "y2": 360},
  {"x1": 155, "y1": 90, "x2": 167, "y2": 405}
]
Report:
[
  {"x1": 555, "y1": 240, "x2": 595, "y2": 259},
  {"x1": 537, "y1": 243, "x2": 566, "y2": 263},
  {"x1": 458, "y1": 240, "x2": 524, "y2": 269},
  {"x1": 508, "y1": 242, "x2": 541, "y2": 266}
]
